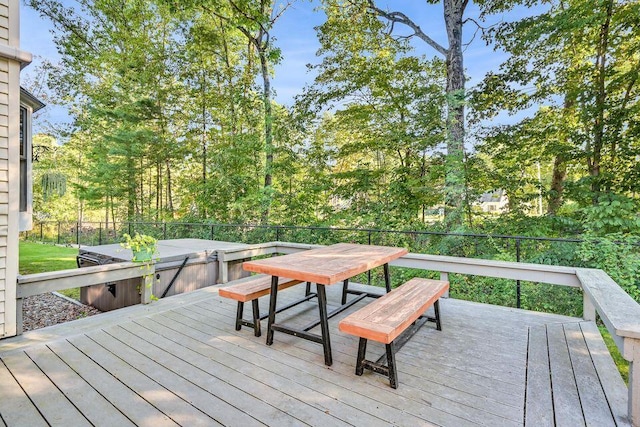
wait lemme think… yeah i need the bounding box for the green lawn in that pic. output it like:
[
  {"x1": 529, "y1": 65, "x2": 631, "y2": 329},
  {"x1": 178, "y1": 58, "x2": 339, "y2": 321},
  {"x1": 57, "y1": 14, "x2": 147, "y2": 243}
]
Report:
[{"x1": 19, "y1": 241, "x2": 80, "y2": 299}]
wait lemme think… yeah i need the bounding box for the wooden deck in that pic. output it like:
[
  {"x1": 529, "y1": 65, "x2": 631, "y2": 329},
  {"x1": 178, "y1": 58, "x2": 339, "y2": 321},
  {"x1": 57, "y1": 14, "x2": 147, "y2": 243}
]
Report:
[{"x1": 0, "y1": 282, "x2": 630, "y2": 426}]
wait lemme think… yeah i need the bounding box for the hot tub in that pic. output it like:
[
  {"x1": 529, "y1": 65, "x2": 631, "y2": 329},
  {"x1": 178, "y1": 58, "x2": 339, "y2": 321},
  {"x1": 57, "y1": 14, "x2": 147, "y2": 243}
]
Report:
[{"x1": 77, "y1": 239, "x2": 251, "y2": 311}]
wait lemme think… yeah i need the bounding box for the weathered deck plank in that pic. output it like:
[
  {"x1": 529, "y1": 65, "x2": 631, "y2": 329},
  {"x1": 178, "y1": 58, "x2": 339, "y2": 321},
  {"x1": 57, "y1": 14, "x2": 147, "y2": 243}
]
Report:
[
  {"x1": 157, "y1": 308, "x2": 437, "y2": 426},
  {"x1": 524, "y1": 325, "x2": 553, "y2": 427},
  {"x1": 70, "y1": 334, "x2": 220, "y2": 427},
  {"x1": 178, "y1": 304, "x2": 487, "y2": 426},
  {"x1": 0, "y1": 358, "x2": 47, "y2": 426},
  {"x1": 195, "y1": 296, "x2": 524, "y2": 425},
  {"x1": 1, "y1": 350, "x2": 91, "y2": 426},
  {"x1": 546, "y1": 323, "x2": 585, "y2": 427},
  {"x1": 564, "y1": 322, "x2": 617, "y2": 427},
  {"x1": 47, "y1": 339, "x2": 178, "y2": 427},
  {"x1": 581, "y1": 321, "x2": 631, "y2": 427},
  {"x1": 23, "y1": 345, "x2": 135, "y2": 427},
  {"x1": 0, "y1": 283, "x2": 630, "y2": 427},
  {"x1": 117, "y1": 321, "x2": 346, "y2": 427}
]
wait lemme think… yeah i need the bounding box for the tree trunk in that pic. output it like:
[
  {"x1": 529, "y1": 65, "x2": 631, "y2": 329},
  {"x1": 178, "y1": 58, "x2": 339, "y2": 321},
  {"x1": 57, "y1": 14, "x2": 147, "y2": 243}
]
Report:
[
  {"x1": 166, "y1": 160, "x2": 174, "y2": 217},
  {"x1": 259, "y1": 41, "x2": 274, "y2": 224},
  {"x1": 588, "y1": 0, "x2": 613, "y2": 202},
  {"x1": 548, "y1": 155, "x2": 566, "y2": 215},
  {"x1": 443, "y1": 0, "x2": 466, "y2": 230},
  {"x1": 126, "y1": 150, "x2": 136, "y2": 220}
]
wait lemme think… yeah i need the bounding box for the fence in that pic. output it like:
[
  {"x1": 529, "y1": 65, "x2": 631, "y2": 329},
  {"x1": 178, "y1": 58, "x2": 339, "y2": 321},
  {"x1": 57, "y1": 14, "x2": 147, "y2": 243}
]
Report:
[{"x1": 21, "y1": 220, "x2": 590, "y2": 308}]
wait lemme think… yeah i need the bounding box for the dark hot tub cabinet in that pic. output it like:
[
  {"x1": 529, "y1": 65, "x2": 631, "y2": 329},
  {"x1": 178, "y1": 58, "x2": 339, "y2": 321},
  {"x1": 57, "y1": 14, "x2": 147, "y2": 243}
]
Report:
[{"x1": 77, "y1": 239, "x2": 251, "y2": 311}]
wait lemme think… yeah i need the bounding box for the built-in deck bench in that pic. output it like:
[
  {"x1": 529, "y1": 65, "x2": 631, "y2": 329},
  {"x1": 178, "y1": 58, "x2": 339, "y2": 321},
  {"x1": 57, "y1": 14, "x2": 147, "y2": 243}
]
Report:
[
  {"x1": 338, "y1": 278, "x2": 449, "y2": 388},
  {"x1": 219, "y1": 275, "x2": 306, "y2": 336}
]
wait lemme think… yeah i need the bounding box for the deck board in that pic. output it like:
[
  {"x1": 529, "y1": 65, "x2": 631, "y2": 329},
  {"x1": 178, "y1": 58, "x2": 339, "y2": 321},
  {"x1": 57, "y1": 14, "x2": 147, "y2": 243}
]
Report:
[
  {"x1": 1, "y1": 350, "x2": 91, "y2": 426},
  {"x1": 564, "y1": 322, "x2": 616, "y2": 427},
  {"x1": 23, "y1": 345, "x2": 135, "y2": 427},
  {"x1": 0, "y1": 358, "x2": 47, "y2": 426},
  {"x1": 47, "y1": 339, "x2": 178, "y2": 427},
  {"x1": 0, "y1": 282, "x2": 631, "y2": 426},
  {"x1": 193, "y1": 298, "x2": 524, "y2": 425}
]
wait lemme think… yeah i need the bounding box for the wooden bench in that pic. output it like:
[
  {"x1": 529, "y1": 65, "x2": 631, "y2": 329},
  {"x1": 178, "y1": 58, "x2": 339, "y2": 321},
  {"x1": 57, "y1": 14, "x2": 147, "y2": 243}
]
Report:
[
  {"x1": 219, "y1": 275, "x2": 305, "y2": 336},
  {"x1": 338, "y1": 278, "x2": 449, "y2": 388}
]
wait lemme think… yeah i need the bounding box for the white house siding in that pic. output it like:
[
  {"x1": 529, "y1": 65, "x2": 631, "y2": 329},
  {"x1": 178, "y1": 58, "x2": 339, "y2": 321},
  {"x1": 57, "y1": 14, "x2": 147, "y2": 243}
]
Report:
[{"x1": 0, "y1": 0, "x2": 31, "y2": 338}]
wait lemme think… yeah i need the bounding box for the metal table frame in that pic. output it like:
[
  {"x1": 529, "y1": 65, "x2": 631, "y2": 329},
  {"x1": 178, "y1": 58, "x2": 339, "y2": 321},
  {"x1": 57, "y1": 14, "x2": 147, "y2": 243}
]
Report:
[
  {"x1": 265, "y1": 264, "x2": 392, "y2": 366},
  {"x1": 243, "y1": 243, "x2": 408, "y2": 366}
]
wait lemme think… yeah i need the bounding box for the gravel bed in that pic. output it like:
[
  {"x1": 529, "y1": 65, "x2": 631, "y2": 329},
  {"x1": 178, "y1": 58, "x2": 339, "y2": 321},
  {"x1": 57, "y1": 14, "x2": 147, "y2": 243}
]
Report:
[{"x1": 22, "y1": 293, "x2": 102, "y2": 332}]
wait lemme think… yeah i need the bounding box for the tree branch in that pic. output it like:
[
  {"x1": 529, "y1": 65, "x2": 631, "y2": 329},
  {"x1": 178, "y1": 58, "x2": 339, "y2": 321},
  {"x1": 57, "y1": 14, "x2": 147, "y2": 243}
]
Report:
[{"x1": 366, "y1": 0, "x2": 448, "y2": 56}]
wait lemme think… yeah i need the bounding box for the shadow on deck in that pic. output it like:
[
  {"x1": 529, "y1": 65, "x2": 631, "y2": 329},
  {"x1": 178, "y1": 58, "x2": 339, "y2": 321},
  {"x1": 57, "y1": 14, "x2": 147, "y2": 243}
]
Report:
[{"x1": 0, "y1": 282, "x2": 630, "y2": 426}]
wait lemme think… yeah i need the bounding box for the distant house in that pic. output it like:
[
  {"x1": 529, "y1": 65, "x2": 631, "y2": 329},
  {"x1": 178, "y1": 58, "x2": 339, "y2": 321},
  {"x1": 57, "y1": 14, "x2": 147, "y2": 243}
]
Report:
[
  {"x1": 19, "y1": 87, "x2": 45, "y2": 232},
  {"x1": 1, "y1": 1, "x2": 34, "y2": 339},
  {"x1": 477, "y1": 190, "x2": 508, "y2": 213}
]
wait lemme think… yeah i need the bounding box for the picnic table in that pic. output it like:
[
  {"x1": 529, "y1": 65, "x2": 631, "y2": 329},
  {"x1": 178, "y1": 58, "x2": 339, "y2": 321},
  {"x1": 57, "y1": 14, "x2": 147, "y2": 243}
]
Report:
[{"x1": 242, "y1": 243, "x2": 408, "y2": 365}]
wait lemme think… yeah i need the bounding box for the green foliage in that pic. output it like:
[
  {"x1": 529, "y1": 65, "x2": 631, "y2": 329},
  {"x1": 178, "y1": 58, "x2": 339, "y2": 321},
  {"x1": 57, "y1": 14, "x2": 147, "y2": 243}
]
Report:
[
  {"x1": 581, "y1": 195, "x2": 640, "y2": 236},
  {"x1": 474, "y1": 0, "x2": 640, "y2": 217},
  {"x1": 578, "y1": 233, "x2": 640, "y2": 301},
  {"x1": 120, "y1": 233, "x2": 158, "y2": 261}
]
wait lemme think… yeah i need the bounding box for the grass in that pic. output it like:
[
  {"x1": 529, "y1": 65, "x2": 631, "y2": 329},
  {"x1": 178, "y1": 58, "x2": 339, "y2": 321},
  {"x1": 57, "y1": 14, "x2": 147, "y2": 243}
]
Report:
[
  {"x1": 19, "y1": 241, "x2": 80, "y2": 300},
  {"x1": 600, "y1": 325, "x2": 629, "y2": 383}
]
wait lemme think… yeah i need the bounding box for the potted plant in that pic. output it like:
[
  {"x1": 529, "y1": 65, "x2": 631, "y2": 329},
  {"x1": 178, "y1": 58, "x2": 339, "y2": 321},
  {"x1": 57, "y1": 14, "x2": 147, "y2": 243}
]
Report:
[
  {"x1": 121, "y1": 232, "x2": 158, "y2": 302},
  {"x1": 121, "y1": 232, "x2": 158, "y2": 262}
]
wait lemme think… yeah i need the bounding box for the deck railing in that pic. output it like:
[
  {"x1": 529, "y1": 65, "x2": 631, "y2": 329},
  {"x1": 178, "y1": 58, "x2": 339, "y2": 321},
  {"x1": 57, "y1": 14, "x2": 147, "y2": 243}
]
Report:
[
  {"x1": 217, "y1": 241, "x2": 640, "y2": 424},
  {"x1": 14, "y1": 239, "x2": 640, "y2": 424},
  {"x1": 16, "y1": 262, "x2": 154, "y2": 334},
  {"x1": 22, "y1": 219, "x2": 594, "y2": 309}
]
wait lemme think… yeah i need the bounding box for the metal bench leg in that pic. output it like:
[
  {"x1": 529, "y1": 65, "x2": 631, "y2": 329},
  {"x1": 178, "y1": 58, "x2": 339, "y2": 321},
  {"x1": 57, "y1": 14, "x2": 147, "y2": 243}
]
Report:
[
  {"x1": 341, "y1": 278, "x2": 349, "y2": 304},
  {"x1": 434, "y1": 299, "x2": 442, "y2": 331},
  {"x1": 386, "y1": 342, "x2": 398, "y2": 389},
  {"x1": 305, "y1": 281, "x2": 311, "y2": 296},
  {"x1": 356, "y1": 338, "x2": 367, "y2": 376},
  {"x1": 235, "y1": 302, "x2": 244, "y2": 331},
  {"x1": 252, "y1": 299, "x2": 261, "y2": 337}
]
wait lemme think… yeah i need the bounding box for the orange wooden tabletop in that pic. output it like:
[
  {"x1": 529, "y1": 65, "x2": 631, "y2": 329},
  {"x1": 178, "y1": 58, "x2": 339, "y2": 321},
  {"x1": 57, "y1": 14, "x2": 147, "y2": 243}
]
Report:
[{"x1": 242, "y1": 243, "x2": 408, "y2": 285}]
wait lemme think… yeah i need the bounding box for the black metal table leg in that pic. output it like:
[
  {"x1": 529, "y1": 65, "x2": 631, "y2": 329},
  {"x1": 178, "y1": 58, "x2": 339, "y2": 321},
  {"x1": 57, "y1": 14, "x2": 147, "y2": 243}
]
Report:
[
  {"x1": 266, "y1": 275, "x2": 279, "y2": 345},
  {"x1": 341, "y1": 278, "x2": 349, "y2": 304},
  {"x1": 434, "y1": 299, "x2": 442, "y2": 331},
  {"x1": 316, "y1": 284, "x2": 333, "y2": 366},
  {"x1": 384, "y1": 263, "x2": 391, "y2": 293},
  {"x1": 356, "y1": 338, "x2": 367, "y2": 376}
]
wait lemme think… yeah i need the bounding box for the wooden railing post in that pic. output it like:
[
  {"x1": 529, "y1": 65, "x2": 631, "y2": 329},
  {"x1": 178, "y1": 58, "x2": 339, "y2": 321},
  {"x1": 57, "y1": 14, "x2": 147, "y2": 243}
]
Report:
[
  {"x1": 628, "y1": 339, "x2": 640, "y2": 426},
  {"x1": 16, "y1": 298, "x2": 23, "y2": 335},
  {"x1": 440, "y1": 272, "x2": 449, "y2": 298},
  {"x1": 140, "y1": 262, "x2": 154, "y2": 304},
  {"x1": 583, "y1": 292, "x2": 596, "y2": 321}
]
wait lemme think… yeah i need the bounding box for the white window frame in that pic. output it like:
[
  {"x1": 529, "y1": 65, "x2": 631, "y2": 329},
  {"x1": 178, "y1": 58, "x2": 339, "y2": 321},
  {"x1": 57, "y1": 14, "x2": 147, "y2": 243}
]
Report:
[{"x1": 18, "y1": 103, "x2": 33, "y2": 231}]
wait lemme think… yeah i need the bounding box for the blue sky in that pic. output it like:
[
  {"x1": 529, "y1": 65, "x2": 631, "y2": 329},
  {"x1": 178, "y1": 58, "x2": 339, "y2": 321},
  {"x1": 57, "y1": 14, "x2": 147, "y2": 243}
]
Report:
[{"x1": 19, "y1": 1, "x2": 541, "y2": 131}]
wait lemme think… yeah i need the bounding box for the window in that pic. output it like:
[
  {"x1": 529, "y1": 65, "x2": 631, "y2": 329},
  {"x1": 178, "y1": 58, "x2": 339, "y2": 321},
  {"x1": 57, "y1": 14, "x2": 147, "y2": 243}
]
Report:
[{"x1": 19, "y1": 106, "x2": 27, "y2": 212}]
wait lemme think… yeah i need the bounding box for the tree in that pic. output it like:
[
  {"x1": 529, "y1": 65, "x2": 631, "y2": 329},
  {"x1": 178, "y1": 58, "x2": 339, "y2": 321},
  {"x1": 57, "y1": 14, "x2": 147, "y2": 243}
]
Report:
[
  {"x1": 28, "y1": 0, "x2": 189, "y2": 221},
  {"x1": 299, "y1": 4, "x2": 446, "y2": 227},
  {"x1": 168, "y1": 0, "x2": 296, "y2": 223},
  {"x1": 350, "y1": 0, "x2": 468, "y2": 229},
  {"x1": 474, "y1": 0, "x2": 640, "y2": 220}
]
